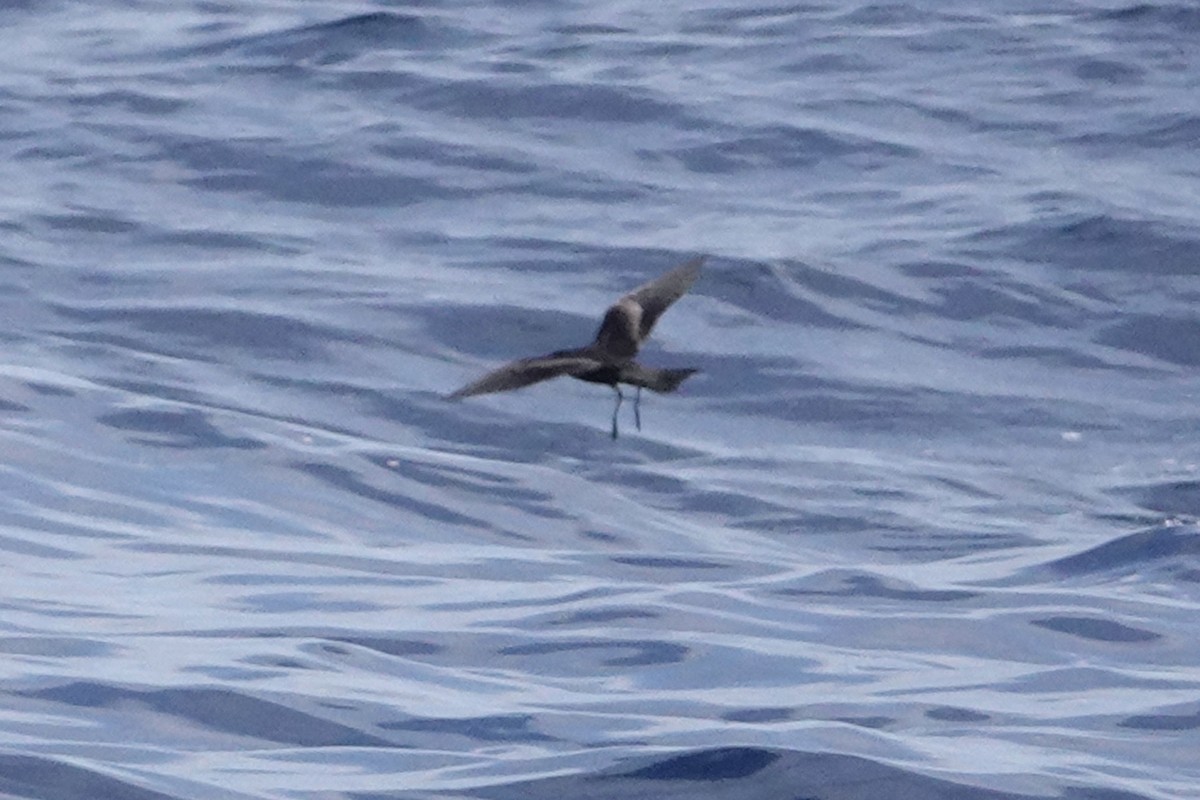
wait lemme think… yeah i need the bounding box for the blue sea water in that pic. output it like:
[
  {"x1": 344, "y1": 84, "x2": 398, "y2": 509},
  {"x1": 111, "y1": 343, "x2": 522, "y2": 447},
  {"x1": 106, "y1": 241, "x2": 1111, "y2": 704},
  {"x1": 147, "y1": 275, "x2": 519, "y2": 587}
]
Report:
[{"x1": 2, "y1": 1, "x2": 1199, "y2": 798}]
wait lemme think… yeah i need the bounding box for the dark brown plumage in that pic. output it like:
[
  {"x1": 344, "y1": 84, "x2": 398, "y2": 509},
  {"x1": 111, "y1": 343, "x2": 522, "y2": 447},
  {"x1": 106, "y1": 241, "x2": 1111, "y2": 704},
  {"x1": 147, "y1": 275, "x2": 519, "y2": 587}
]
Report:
[{"x1": 449, "y1": 257, "x2": 703, "y2": 438}]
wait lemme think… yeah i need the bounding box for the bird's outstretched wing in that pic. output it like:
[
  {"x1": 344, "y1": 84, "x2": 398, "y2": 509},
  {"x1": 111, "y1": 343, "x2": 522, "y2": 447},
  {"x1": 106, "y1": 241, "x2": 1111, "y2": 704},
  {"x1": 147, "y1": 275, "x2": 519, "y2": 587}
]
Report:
[
  {"x1": 447, "y1": 355, "x2": 602, "y2": 399},
  {"x1": 592, "y1": 256, "x2": 704, "y2": 359},
  {"x1": 621, "y1": 256, "x2": 704, "y2": 341}
]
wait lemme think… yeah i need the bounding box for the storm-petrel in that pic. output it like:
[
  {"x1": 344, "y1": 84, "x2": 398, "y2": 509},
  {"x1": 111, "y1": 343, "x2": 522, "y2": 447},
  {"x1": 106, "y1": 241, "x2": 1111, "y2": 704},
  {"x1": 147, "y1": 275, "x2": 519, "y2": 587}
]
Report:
[{"x1": 448, "y1": 256, "x2": 703, "y2": 438}]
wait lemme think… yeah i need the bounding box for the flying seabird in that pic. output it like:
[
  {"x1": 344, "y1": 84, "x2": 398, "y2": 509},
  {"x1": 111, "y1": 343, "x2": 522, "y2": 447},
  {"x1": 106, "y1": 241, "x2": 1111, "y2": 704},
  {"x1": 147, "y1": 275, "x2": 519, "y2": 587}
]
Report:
[{"x1": 448, "y1": 256, "x2": 703, "y2": 439}]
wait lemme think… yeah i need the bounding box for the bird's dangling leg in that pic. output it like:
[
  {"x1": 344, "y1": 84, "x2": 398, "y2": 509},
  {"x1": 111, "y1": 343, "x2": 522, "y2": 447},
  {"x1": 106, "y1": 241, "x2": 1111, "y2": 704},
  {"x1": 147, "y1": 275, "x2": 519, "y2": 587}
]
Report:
[
  {"x1": 611, "y1": 386, "x2": 623, "y2": 439},
  {"x1": 634, "y1": 386, "x2": 642, "y2": 431}
]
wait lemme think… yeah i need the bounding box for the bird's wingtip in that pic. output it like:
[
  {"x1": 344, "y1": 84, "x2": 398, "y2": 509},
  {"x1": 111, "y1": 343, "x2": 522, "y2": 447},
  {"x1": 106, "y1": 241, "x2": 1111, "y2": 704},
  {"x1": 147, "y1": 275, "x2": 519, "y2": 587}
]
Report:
[{"x1": 677, "y1": 255, "x2": 706, "y2": 281}]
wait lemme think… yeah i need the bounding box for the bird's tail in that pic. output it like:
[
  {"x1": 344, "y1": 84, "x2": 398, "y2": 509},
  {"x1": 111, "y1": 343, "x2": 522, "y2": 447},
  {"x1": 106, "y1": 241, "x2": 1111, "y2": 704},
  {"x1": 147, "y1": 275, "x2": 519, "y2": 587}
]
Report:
[{"x1": 624, "y1": 365, "x2": 699, "y2": 394}]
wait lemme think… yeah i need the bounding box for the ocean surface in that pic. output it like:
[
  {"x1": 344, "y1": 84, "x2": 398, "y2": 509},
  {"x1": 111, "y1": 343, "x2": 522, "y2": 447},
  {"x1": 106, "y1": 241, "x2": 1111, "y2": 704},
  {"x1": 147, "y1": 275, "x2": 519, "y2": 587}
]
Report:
[{"x1": 2, "y1": 2, "x2": 1199, "y2": 799}]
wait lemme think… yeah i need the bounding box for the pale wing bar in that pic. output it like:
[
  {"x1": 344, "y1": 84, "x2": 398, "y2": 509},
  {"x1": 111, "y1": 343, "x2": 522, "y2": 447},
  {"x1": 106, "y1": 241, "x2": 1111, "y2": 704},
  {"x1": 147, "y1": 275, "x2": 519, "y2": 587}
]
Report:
[{"x1": 621, "y1": 256, "x2": 704, "y2": 341}]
